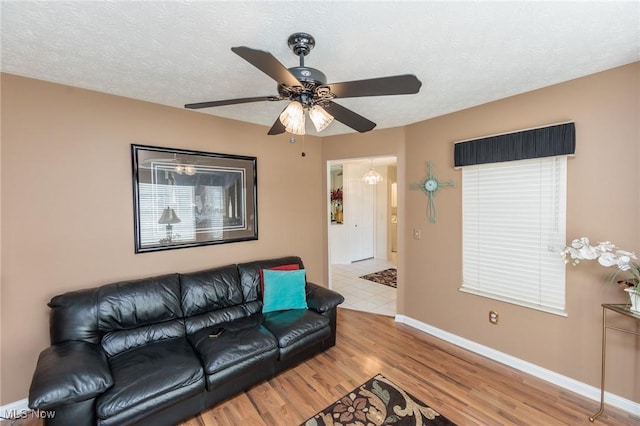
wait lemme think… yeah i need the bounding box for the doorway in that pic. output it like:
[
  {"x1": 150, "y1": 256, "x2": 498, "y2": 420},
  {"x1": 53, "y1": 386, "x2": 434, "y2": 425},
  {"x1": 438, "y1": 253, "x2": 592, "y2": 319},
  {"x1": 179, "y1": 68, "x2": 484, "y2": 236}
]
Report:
[{"x1": 327, "y1": 156, "x2": 397, "y2": 316}]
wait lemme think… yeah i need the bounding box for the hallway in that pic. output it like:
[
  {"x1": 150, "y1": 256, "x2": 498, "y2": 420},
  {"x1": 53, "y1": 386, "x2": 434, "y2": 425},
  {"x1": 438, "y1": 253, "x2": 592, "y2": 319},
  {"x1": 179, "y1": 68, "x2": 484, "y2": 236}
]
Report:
[{"x1": 331, "y1": 257, "x2": 397, "y2": 317}]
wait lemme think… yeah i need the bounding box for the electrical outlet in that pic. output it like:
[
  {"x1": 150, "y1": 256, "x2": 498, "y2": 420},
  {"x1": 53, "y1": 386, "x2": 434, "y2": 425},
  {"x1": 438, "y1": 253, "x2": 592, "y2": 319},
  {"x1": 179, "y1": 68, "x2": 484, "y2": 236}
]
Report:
[
  {"x1": 489, "y1": 311, "x2": 499, "y2": 325},
  {"x1": 413, "y1": 229, "x2": 421, "y2": 240}
]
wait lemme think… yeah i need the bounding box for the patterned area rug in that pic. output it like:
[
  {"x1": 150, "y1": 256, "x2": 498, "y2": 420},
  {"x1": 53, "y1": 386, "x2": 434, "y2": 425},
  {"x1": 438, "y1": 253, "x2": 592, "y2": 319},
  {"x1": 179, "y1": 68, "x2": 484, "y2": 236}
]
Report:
[
  {"x1": 302, "y1": 374, "x2": 456, "y2": 426},
  {"x1": 359, "y1": 268, "x2": 397, "y2": 288}
]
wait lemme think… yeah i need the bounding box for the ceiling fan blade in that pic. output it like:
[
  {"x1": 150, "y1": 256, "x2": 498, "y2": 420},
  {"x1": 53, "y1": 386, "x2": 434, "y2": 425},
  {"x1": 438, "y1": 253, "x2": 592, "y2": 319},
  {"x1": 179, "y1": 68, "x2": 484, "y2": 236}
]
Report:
[
  {"x1": 328, "y1": 74, "x2": 422, "y2": 99},
  {"x1": 185, "y1": 96, "x2": 280, "y2": 109},
  {"x1": 323, "y1": 102, "x2": 376, "y2": 133},
  {"x1": 267, "y1": 113, "x2": 286, "y2": 135},
  {"x1": 231, "y1": 46, "x2": 301, "y2": 87}
]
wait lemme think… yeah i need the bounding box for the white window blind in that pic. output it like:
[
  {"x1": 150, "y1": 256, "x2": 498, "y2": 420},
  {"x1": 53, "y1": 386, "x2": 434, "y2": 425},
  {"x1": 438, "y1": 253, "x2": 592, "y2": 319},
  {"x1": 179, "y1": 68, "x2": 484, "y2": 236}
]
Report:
[
  {"x1": 461, "y1": 156, "x2": 567, "y2": 315},
  {"x1": 139, "y1": 183, "x2": 195, "y2": 246}
]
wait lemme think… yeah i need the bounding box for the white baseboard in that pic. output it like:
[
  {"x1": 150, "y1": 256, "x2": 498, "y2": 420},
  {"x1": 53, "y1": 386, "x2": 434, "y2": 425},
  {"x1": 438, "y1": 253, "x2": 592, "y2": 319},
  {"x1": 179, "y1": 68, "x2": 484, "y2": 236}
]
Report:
[
  {"x1": 0, "y1": 398, "x2": 30, "y2": 419},
  {"x1": 395, "y1": 314, "x2": 640, "y2": 417}
]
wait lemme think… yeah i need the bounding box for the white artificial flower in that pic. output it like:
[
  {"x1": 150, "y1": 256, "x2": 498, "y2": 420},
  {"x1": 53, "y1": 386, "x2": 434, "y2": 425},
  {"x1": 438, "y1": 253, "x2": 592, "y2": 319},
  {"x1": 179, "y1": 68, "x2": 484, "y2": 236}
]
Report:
[
  {"x1": 561, "y1": 237, "x2": 640, "y2": 292},
  {"x1": 561, "y1": 247, "x2": 582, "y2": 265},
  {"x1": 596, "y1": 241, "x2": 615, "y2": 252},
  {"x1": 578, "y1": 244, "x2": 599, "y2": 260},
  {"x1": 571, "y1": 238, "x2": 588, "y2": 249},
  {"x1": 598, "y1": 252, "x2": 618, "y2": 267},
  {"x1": 615, "y1": 250, "x2": 638, "y2": 260},
  {"x1": 617, "y1": 256, "x2": 632, "y2": 271}
]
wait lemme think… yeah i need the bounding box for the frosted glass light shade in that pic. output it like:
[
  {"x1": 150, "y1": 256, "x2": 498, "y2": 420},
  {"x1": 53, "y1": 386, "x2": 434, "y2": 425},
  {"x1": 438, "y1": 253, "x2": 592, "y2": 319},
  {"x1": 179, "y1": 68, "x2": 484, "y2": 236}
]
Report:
[
  {"x1": 279, "y1": 101, "x2": 305, "y2": 135},
  {"x1": 308, "y1": 105, "x2": 334, "y2": 132},
  {"x1": 362, "y1": 168, "x2": 383, "y2": 185},
  {"x1": 175, "y1": 164, "x2": 196, "y2": 175}
]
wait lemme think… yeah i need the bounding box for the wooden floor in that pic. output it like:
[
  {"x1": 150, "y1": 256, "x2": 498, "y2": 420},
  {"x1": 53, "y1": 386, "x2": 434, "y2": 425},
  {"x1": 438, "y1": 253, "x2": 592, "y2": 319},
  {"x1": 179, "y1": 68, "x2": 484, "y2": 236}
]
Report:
[
  {"x1": 179, "y1": 308, "x2": 638, "y2": 426},
  {"x1": 7, "y1": 308, "x2": 637, "y2": 426}
]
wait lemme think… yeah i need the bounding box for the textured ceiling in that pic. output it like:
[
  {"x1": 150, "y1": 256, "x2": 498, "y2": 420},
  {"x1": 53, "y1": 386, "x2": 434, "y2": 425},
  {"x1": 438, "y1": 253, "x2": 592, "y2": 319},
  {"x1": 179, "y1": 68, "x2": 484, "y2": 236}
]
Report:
[{"x1": 1, "y1": 1, "x2": 639, "y2": 136}]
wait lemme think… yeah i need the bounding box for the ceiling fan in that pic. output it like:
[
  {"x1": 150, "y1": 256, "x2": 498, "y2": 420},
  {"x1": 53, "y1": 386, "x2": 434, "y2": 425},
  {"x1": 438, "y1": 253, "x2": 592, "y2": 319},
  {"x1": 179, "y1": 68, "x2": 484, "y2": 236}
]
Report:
[{"x1": 185, "y1": 32, "x2": 422, "y2": 136}]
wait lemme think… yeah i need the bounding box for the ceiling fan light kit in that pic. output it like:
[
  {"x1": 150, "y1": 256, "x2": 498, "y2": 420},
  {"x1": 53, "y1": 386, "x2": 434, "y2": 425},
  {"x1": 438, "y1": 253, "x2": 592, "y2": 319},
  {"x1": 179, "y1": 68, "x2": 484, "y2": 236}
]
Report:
[
  {"x1": 308, "y1": 104, "x2": 334, "y2": 132},
  {"x1": 279, "y1": 101, "x2": 306, "y2": 135},
  {"x1": 185, "y1": 32, "x2": 422, "y2": 136}
]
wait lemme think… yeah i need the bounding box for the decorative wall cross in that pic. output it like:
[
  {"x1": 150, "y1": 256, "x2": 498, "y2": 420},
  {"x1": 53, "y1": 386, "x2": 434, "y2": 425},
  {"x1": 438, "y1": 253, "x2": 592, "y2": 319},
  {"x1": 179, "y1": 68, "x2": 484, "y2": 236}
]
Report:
[{"x1": 410, "y1": 161, "x2": 455, "y2": 224}]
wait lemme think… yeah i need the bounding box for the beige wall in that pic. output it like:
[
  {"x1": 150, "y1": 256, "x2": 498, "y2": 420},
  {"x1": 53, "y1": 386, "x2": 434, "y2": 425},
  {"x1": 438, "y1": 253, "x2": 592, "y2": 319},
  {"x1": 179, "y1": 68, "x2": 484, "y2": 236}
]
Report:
[
  {"x1": 0, "y1": 74, "x2": 324, "y2": 403},
  {"x1": 1, "y1": 62, "x2": 639, "y2": 406},
  {"x1": 402, "y1": 62, "x2": 639, "y2": 402},
  {"x1": 321, "y1": 63, "x2": 639, "y2": 403}
]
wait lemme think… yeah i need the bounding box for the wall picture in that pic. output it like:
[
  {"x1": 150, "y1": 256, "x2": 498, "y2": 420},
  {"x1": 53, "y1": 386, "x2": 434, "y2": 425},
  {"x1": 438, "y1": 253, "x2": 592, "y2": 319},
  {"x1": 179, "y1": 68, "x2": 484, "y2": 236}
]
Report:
[{"x1": 132, "y1": 144, "x2": 258, "y2": 253}]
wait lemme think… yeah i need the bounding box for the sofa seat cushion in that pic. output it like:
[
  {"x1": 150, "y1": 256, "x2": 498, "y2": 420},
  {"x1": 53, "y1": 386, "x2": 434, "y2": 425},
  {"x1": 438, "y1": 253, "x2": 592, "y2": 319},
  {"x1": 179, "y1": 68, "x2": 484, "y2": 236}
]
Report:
[
  {"x1": 188, "y1": 316, "x2": 278, "y2": 378},
  {"x1": 96, "y1": 338, "x2": 203, "y2": 420},
  {"x1": 263, "y1": 309, "x2": 331, "y2": 359}
]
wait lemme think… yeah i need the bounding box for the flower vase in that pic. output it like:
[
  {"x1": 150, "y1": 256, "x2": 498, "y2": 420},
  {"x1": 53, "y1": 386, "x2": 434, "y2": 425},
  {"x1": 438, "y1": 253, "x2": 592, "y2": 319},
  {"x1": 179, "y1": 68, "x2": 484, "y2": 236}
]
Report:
[{"x1": 624, "y1": 287, "x2": 640, "y2": 313}]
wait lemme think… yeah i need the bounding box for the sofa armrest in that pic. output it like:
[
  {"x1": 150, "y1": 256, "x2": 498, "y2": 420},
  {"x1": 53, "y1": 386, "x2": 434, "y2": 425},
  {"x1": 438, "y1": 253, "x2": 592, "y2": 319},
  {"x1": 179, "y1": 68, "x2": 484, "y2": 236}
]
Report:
[
  {"x1": 29, "y1": 341, "x2": 113, "y2": 410},
  {"x1": 305, "y1": 282, "x2": 345, "y2": 313}
]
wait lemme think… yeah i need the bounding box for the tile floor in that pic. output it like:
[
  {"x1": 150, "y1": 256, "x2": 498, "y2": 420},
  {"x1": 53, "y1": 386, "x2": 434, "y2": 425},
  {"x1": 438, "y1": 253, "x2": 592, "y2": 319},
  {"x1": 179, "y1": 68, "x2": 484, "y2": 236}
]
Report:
[{"x1": 330, "y1": 257, "x2": 397, "y2": 317}]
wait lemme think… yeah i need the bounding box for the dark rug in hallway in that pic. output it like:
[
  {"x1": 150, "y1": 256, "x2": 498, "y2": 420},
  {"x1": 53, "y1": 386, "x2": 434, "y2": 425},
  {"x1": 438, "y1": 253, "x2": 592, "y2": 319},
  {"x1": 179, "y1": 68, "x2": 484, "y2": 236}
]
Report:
[
  {"x1": 301, "y1": 374, "x2": 456, "y2": 425},
  {"x1": 359, "y1": 268, "x2": 397, "y2": 288}
]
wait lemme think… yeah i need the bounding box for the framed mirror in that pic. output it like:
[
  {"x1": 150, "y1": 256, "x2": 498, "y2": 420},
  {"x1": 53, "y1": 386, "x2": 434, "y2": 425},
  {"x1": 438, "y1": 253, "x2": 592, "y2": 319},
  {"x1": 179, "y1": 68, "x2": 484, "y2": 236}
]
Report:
[{"x1": 131, "y1": 144, "x2": 257, "y2": 253}]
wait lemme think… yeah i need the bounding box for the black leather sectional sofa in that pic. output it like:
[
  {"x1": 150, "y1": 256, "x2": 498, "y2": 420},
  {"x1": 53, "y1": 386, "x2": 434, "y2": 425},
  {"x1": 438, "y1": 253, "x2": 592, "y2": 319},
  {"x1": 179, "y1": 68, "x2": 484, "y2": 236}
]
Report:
[{"x1": 28, "y1": 256, "x2": 344, "y2": 426}]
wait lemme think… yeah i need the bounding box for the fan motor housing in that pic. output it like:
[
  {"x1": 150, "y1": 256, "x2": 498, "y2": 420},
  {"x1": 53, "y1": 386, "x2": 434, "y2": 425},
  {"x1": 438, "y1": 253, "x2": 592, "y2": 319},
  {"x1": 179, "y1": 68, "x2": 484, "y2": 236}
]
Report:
[
  {"x1": 288, "y1": 66, "x2": 327, "y2": 85},
  {"x1": 278, "y1": 66, "x2": 330, "y2": 101}
]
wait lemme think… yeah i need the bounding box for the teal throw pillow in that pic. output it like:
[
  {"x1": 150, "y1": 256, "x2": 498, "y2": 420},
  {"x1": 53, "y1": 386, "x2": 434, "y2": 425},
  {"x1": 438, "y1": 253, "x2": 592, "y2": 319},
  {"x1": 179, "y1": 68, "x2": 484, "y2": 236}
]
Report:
[{"x1": 262, "y1": 269, "x2": 308, "y2": 313}]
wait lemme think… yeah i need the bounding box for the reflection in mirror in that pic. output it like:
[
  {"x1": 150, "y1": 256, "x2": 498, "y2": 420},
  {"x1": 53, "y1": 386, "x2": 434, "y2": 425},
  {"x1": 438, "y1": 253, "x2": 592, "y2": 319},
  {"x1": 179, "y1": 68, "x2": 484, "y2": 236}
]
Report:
[
  {"x1": 132, "y1": 145, "x2": 257, "y2": 253},
  {"x1": 330, "y1": 165, "x2": 343, "y2": 224}
]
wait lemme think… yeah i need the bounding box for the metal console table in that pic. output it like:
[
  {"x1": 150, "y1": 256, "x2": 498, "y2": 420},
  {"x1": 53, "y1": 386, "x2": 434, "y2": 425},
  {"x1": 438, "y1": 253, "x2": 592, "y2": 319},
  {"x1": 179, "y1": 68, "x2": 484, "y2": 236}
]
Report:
[{"x1": 589, "y1": 304, "x2": 640, "y2": 422}]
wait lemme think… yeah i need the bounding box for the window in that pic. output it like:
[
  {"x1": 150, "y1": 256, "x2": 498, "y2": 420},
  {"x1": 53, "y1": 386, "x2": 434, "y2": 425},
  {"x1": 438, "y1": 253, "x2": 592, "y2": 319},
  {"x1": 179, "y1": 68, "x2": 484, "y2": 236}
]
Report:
[{"x1": 460, "y1": 156, "x2": 567, "y2": 315}]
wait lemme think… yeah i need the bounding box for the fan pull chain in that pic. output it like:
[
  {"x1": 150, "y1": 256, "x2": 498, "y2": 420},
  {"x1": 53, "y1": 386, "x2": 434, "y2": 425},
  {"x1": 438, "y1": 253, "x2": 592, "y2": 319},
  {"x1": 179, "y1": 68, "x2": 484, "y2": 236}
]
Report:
[{"x1": 289, "y1": 136, "x2": 306, "y2": 157}]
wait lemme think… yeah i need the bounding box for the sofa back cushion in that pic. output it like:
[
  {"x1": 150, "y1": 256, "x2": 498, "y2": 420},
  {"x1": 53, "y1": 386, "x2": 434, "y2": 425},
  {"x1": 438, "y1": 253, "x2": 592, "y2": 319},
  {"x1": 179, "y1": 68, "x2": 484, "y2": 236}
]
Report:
[
  {"x1": 180, "y1": 265, "x2": 243, "y2": 317},
  {"x1": 100, "y1": 319, "x2": 186, "y2": 357},
  {"x1": 237, "y1": 256, "x2": 305, "y2": 302},
  {"x1": 49, "y1": 288, "x2": 101, "y2": 345},
  {"x1": 97, "y1": 273, "x2": 184, "y2": 356}
]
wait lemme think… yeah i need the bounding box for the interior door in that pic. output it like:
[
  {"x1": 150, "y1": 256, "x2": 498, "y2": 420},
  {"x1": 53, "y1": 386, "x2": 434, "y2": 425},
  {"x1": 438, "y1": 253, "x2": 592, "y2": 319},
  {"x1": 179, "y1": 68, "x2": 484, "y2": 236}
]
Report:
[{"x1": 349, "y1": 178, "x2": 375, "y2": 262}]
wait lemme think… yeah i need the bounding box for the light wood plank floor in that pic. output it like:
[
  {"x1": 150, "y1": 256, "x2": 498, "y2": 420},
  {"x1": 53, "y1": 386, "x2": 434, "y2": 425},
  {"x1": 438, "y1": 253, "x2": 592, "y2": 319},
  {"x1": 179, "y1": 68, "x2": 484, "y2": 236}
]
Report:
[
  {"x1": 179, "y1": 308, "x2": 638, "y2": 426},
  {"x1": 7, "y1": 308, "x2": 637, "y2": 425}
]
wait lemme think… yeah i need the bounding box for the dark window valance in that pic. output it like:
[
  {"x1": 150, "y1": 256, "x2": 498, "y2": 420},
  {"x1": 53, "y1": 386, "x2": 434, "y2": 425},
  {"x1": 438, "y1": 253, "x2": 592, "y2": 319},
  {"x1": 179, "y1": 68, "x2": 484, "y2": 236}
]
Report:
[{"x1": 454, "y1": 122, "x2": 575, "y2": 167}]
